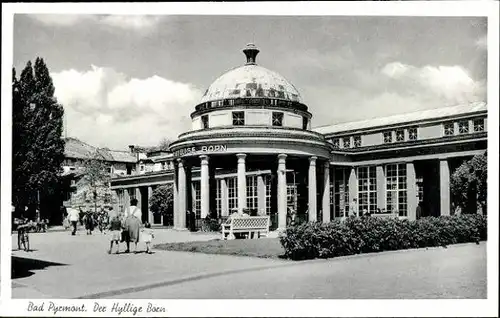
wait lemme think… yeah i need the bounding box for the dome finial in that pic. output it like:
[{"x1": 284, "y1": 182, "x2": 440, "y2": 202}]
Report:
[{"x1": 243, "y1": 43, "x2": 259, "y2": 65}]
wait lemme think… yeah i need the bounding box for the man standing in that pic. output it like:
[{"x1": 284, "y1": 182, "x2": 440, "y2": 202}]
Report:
[{"x1": 67, "y1": 206, "x2": 80, "y2": 235}]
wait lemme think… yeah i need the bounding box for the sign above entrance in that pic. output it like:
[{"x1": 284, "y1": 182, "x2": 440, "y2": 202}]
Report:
[{"x1": 173, "y1": 145, "x2": 228, "y2": 157}]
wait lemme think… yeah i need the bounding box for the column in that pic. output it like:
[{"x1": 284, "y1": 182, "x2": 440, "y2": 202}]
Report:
[
  {"x1": 173, "y1": 161, "x2": 179, "y2": 228},
  {"x1": 322, "y1": 161, "x2": 331, "y2": 223},
  {"x1": 376, "y1": 165, "x2": 386, "y2": 211},
  {"x1": 124, "y1": 188, "x2": 130, "y2": 213},
  {"x1": 308, "y1": 157, "x2": 318, "y2": 222},
  {"x1": 331, "y1": 168, "x2": 336, "y2": 218},
  {"x1": 221, "y1": 178, "x2": 229, "y2": 216},
  {"x1": 200, "y1": 155, "x2": 209, "y2": 219},
  {"x1": 348, "y1": 167, "x2": 358, "y2": 217},
  {"x1": 135, "y1": 188, "x2": 142, "y2": 217},
  {"x1": 407, "y1": 162, "x2": 418, "y2": 220},
  {"x1": 440, "y1": 159, "x2": 450, "y2": 216},
  {"x1": 113, "y1": 190, "x2": 120, "y2": 214},
  {"x1": 257, "y1": 174, "x2": 266, "y2": 216},
  {"x1": 277, "y1": 154, "x2": 287, "y2": 230},
  {"x1": 185, "y1": 164, "x2": 193, "y2": 221},
  {"x1": 176, "y1": 159, "x2": 187, "y2": 229},
  {"x1": 236, "y1": 153, "x2": 247, "y2": 213},
  {"x1": 148, "y1": 186, "x2": 154, "y2": 224}
]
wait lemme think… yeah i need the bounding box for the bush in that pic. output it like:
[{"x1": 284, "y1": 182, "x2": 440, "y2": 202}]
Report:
[
  {"x1": 279, "y1": 214, "x2": 487, "y2": 260},
  {"x1": 200, "y1": 216, "x2": 221, "y2": 232}
]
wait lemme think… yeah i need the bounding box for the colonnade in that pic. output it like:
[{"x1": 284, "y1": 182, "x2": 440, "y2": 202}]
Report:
[
  {"x1": 172, "y1": 153, "x2": 330, "y2": 230},
  {"x1": 113, "y1": 158, "x2": 453, "y2": 229}
]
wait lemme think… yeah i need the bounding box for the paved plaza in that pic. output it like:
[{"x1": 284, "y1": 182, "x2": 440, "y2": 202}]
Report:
[{"x1": 11, "y1": 228, "x2": 486, "y2": 299}]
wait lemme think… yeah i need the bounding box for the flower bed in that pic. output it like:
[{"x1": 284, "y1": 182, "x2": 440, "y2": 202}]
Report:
[{"x1": 279, "y1": 214, "x2": 487, "y2": 260}]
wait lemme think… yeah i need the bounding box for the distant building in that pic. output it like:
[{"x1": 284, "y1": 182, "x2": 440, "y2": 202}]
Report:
[
  {"x1": 61, "y1": 137, "x2": 139, "y2": 209},
  {"x1": 108, "y1": 44, "x2": 487, "y2": 230}
]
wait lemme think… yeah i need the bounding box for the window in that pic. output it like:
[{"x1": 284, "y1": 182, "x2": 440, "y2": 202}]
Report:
[
  {"x1": 357, "y1": 166, "x2": 377, "y2": 215},
  {"x1": 265, "y1": 175, "x2": 272, "y2": 215},
  {"x1": 227, "y1": 178, "x2": 237, "y2": 212},
  {"x1": 128, "y1": 188, "x2": 136, "y2": 201},
  {"x1": 232, "y1": 111, "x2": 245, "y2": 126},
  {"x1": 473, "y1": 118, "x2": 485, "y2": 132},
  {"x1": 353, "y1": 135, "x2": 362, "y2": 148},
  {"x1": 396, "y1": 129, "x2": 405, "y2": 142},
  {"x1": 334, "y1": 168, "x2": 349, "y2": 218},
  {"x1": 444, "y1": 122, "x2": 454, "y2": 136},
  {"x1": 201, "y1": 115, "x2": 209, "y2": 129},
  {"x1": 408, "y1": 127, "x2": 418, "y2": 140},
  {"x1": 383, "y1": 131, "x2": 392, "y2": 143},
  {"x1": 140, "y1": 165, "x2": 144, "y2": 171},
  {"x1": 343, "y1": 137, "x2": 351, "y2": 148},
  {"x1": 215, "y1": 179, "x2": 222, "y2": 218},
  {"x1": 386, "y1": 164, "x2": 407, "y2": 217},
  {"x1": 272, "y1": 112, "x2": 283, "y2": 127},
  {"x1": 246, "y1": 176, "x2": 258, "y2": 211},
  {"x1": 302, "y1": 116, "x2": 309, "y2": 130},
  {"x1": 332, "y1": 138, "x2": 340, "y2": 149},
  {"x1": 286, "y1": 172, "x2": 298, "y2": 212},
  {"x1": 193, "y1": 181, "x2": 201, "y2": 219},
  {"x1": 458, "y1": 120, "x2": 469, "y2": 134}
]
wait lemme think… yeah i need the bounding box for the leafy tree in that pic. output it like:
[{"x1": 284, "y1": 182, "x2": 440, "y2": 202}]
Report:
[
  {"x1": 149, "y1": 184, "x2": 173, "y2": 217},
  {"x1": 158, "y1": 138, "x2": 172, "y2": 151},
  {"x1": 81, "y1": 150, "x2": 112, "y2": 214},
  {"x1": 12, "y1": 58, "x2": 65, "y2": 220},
  {"x1": 450, "y1": 152, "x2": 487, "y2": 215}
]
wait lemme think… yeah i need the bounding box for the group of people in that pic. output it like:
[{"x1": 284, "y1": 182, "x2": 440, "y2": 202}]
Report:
[{"x1": 65, "y1": 199, "x2": 154, "y2": 254}]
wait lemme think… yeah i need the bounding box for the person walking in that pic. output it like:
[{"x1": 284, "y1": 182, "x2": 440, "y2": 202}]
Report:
[
  {"x1": 123, "y1": 199, "x2": 142, "y2": 253},
  {"x1": 107, "y1": 214, "x2": 123, "y2": 254},
  {"x1": 67, "y1": 206, "x2": 80, "y2": 236},
  {"x1": 416, "y1": 201, "x2": 423, "y2": 220}
]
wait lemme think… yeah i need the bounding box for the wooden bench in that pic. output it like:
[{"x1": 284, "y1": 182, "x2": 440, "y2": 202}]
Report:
[{"x1": 221, "y1": 216, "x2": 270, "y2": 240}]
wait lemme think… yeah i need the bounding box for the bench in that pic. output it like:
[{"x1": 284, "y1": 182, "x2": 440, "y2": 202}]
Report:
[{"x1": 221, "y1": 216, "x2": 270, "y2": 240}]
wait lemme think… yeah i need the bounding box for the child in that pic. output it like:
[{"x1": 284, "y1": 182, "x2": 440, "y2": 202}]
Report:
[
  {"x1": 108, "y1": 215, "x2": 122, "y2": 254},
  {"x1": 141, "y1": 222, "x2": 154, "y2": 254}
]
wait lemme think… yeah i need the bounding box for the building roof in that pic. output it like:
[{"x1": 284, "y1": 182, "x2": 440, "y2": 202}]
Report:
[
  {"x1": 199, "y1": 44, "x2": 302, "y2": 104},
  {"x1": 64, "y1": 137, "x2": 136, "y2": 163},
  {"x1": 313, "y1": 102, "x2": 487, "y2": 135}
]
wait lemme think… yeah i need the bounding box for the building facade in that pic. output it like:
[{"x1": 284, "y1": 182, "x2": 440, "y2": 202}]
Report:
[{"x1": 110, "y1": 44, "x2": 487, "y2": 230}]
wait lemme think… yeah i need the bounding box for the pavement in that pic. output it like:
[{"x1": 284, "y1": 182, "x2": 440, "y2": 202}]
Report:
[{"x1": 11, "y1": 228, "x2": 487, "y2": 299}]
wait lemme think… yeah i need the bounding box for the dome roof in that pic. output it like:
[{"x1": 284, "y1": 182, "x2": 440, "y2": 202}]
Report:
[{"x1": 199, "y1": 44, "x2": 303, "y2": 104}]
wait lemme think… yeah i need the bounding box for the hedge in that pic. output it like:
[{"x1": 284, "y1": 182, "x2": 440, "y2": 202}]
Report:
[{"x1": 279, "y1": 214, "x2": 487, "y2": 260}]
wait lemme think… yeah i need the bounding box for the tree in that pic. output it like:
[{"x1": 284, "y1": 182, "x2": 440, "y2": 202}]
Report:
[
  {"x1": 450, "y1": 152, "x2": 487, "y2": 215},
  {"x1": 158, "y1": 138, "x2": 172, "y2": 151},
  {"x1": 149, "y1": 184, "x2": 174, "y2": 218},
  {"x1": 12, "y1": 58, "x2": 65, "y2": 221},
  {"x1": 81, "y1": 150, "x2": 112, "y2": 214}
]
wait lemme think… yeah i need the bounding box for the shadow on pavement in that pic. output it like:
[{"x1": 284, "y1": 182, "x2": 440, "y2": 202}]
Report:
[{"x1": 12, "y1": 256, "x2": 66, "y2": 279}]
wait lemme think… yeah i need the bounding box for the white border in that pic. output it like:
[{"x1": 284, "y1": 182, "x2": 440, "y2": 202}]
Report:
[{"x1": 1, "y1": 2, "x2": 499, "y2": 317}]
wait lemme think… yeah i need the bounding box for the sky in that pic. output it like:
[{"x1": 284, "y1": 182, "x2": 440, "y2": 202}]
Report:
[{"x1": 13, "y1": 14, "x2": 487, "y2": 150}]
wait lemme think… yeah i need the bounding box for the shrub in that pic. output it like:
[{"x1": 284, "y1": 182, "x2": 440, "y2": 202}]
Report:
[{"x1": 279, "y1": 214, "x2": 487, "y2": 260}]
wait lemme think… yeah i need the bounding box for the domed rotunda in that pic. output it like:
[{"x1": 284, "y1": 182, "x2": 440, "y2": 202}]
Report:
[{"x1": 169, "y1": 44, "x2": 333, "y2": 230}]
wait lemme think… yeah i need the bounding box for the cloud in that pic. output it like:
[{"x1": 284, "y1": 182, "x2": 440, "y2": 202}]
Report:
[
  {"x1": 29, "y1": 14, "x2": 162, "y2": 32},
  {"x1": 381, "y1": 62, "x2": 485, "y2": 105},
  {"x1": 51, "y1": 66, "x2": 202, "y2": 149},
  {"x1": 475, "y1": 35, "x2": 487, "y2": 50},
  {"x1": 30, "y1": 14, "x2": 93, "y2": 26},
  {"x1": 100, "y1": 15, "x2": 162, "y2": 31},
  {"x1": 308, "y1": 61, "x2": 486, "y2": 128}
]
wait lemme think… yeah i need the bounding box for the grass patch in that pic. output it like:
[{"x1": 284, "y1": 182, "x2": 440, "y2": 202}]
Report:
[{"x1": 154, "y1": 238, "x2": 285, "y2": 259}]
